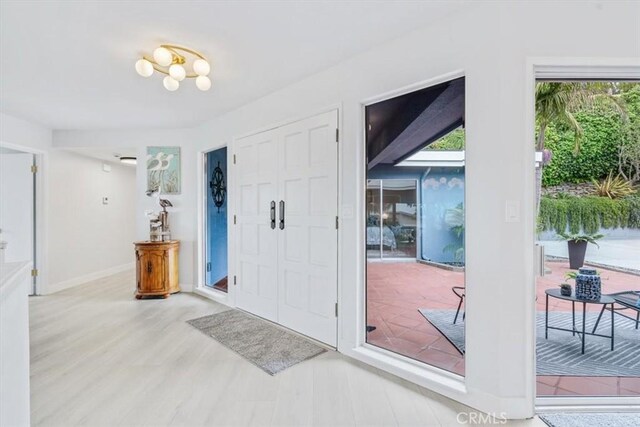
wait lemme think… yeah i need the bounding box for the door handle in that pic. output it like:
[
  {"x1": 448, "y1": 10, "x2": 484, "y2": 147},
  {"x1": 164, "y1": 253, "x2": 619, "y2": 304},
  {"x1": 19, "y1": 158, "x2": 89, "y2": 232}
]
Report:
[
  {"x1": 147, "y1": 261, "x2": 152, "y2": 274},
  {"x1": 279, "y1": 200, "x2": 285, "y2": 230},
  {"x1": 270, "y1": 201, "x2": 276, "y2": 229}
]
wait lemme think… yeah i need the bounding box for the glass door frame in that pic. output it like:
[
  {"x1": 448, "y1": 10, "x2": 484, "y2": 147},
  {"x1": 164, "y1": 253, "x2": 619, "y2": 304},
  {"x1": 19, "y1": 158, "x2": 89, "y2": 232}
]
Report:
[
  {"x1": 366, "y1": 178, "x2": 419, "y2": 262},
  {"x1": 528, "y1": 59, "x2": 640, "y2": 411}
]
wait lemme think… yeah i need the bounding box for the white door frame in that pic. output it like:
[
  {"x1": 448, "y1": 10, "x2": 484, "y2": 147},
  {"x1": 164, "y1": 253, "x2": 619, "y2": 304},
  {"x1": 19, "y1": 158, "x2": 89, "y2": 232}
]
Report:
[
  {"x1": 0, "y1": 141, "x2": 46, "y2": 295},
  {"x1": 195, "y1": 105, "x2": 343, "y2": 333},
  {"x1": 195, "y1": 144, "x2": 232, "y2": 305},
  {"x1": 526, "y1": 57, "x2": 640, "y2": 412},
  {"x1": 194, "y1": 144, "x2": 232, "y2": 304}
]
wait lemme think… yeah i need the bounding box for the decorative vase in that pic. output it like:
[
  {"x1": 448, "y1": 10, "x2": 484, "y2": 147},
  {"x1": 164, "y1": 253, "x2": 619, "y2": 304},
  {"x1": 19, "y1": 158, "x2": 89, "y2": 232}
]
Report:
[{"x1": 575, "y1": 268, "x2": 601, "y2": 301}]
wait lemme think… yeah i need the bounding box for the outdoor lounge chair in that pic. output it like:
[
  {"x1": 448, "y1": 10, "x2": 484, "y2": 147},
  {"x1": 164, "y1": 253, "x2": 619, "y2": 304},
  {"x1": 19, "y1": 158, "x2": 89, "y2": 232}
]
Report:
[
  {"x1": 592, "y1": 291, "x2": 640, "y2": 332},
  {"x1": 452, "y1": 286, "x2": 465, "y2": 324}
]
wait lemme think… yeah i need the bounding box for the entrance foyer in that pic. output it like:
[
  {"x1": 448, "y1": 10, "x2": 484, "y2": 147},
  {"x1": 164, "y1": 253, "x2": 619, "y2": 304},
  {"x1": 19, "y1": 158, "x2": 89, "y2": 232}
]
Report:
[{"x1": 234, "y1": 110, "x2": 339, "y2": 346}]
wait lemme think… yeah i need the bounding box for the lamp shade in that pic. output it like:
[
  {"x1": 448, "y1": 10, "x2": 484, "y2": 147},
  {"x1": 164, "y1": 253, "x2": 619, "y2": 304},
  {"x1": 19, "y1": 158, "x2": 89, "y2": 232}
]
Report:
[
  {"x1": 153, "y1": 47, "x2": 173, "y2": 66},
  {"x1": 135, "y1": 59, "x2": 154, "y2": 77},
  {"x1": 193, "y1": 59, "x2": 210, "y2": 76},
  {"x1": 195, "y1": 75, "x2": 211, "y2": 91},
  {"x1": 169, "y1": 64, "x2": 186, "y2": 81},
  {"x1": 163, "y1": 76, "x2": 179, "y2": 91}
]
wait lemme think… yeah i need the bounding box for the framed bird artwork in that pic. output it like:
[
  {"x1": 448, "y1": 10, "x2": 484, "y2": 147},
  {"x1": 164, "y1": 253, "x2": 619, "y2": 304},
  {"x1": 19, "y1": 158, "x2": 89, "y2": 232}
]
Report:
[{"x1": 147, "y1": 146, "x2": 181, "y2": 194}]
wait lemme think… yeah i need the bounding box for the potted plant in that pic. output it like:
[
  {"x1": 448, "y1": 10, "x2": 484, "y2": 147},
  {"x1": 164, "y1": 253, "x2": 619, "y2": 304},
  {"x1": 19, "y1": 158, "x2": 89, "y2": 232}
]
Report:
[
  {"x1": 557, "y1": 232, "x2": 603, "y2": 269},
  {"x1": 559, "y1": 283, "x2": 572, "y2": 297}
]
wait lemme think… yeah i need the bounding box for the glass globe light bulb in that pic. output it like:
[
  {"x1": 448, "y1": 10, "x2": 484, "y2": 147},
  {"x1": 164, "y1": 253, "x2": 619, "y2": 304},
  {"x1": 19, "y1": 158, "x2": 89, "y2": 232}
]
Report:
[
  {"x1": 153, "y1": 47, "x2": 173, "y2": 67},
  {"x1": 193, "y1": 59, "x2": 210, "y2": 76},
  {"x1": 163, "y1": 76, "x2": 180, "y2": 91},
  {"x1": 169, "y1": 64, "x2": 186, "y2": 81},
  {"x1": 195, "y1": 75, "x2": 211, "y2": 91},
  {"x1": 135, "y1": 59, "x2": 154, "y2": 77}
]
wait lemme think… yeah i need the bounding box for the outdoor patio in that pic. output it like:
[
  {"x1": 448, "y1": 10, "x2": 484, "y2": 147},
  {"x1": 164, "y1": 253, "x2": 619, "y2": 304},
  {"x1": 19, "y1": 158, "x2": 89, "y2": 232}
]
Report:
[{"x1": 366, "y1": 261, "x2": 640, "y2": 396}]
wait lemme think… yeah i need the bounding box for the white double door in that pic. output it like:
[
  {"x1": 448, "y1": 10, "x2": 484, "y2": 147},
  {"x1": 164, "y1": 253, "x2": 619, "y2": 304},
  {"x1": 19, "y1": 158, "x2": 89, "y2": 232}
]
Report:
[{"x1": 234, "y1": 110, "x2": 338, "y2": 346}]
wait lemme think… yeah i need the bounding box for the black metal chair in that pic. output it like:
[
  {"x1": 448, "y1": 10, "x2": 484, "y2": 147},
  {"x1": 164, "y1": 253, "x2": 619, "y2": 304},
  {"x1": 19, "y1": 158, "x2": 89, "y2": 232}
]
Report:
[
  {"x1": 592, "y1": 291, "x2": 640, "y2": 332},
  {"x1": 452, "y1": 286, "x2": 465, "y2": 324}
]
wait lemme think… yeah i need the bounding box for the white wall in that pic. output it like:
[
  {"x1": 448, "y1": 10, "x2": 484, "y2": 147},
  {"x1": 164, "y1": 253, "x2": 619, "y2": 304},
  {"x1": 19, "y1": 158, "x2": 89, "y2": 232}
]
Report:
[
  {"x1": 51, "y1": 1, "x2": 640, "y2": 417},
  {"x1": 47, "y1": 150, "x2": 137, "y2": 292},
  {"x1": 0, "y1": 112, "x2": 51, "y2": 152},
  {"x1": 0, "y1": 262, "x2": 31, "y2": 427},
  {"x1": 52, "y1": 128, "x2": 198, "y2": 290}
]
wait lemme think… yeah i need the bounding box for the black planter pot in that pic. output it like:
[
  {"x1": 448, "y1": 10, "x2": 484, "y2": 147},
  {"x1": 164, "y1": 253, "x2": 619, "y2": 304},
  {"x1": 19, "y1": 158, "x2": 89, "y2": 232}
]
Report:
[{"x1": 567, "y1": 240, "x2": 588, "y2": 269}]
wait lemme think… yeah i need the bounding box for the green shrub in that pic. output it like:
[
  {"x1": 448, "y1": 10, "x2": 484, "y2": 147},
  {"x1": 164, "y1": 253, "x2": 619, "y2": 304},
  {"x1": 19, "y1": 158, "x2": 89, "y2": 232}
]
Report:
[
  {"x1": 542, "y1": 109, "x2": 622, "y2": 187},
  {"x1": 538, "y1": 195, "x2": 640, "y2": 234},
  {"x1": 426, "y1": 128, "x2": 465, "y2": 150}
]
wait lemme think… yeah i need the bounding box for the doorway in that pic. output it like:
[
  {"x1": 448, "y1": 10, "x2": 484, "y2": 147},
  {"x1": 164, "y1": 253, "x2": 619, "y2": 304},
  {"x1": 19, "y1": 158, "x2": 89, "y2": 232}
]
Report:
[
  {"x1": 0, "y1": 147, "x2": 37, "y2": 295},
  {"x1": 204, "y1": 146, "x2": 229, "y2": 293},
  {"x1": 233, "y1": 109, "x2": 339, "y2": 346},
  {"x1": 534, "y1": 78, "x2": 640, "y2": 399}
]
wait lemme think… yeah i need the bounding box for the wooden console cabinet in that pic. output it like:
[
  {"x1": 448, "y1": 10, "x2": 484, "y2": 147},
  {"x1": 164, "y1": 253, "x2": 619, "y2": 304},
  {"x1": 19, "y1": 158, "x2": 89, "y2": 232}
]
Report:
[{"x1": 134, "y1": 240, "x2": 180, "y2": 299}]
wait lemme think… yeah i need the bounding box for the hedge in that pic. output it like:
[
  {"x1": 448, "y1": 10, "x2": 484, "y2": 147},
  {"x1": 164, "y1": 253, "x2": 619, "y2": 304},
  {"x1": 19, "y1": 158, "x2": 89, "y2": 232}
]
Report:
[
  {"x1": 538, "y1": 195, "x2": 640, "y2": 234},
  {"x1": 542, "y1": 110, "x2": 622, "y2": 187}
]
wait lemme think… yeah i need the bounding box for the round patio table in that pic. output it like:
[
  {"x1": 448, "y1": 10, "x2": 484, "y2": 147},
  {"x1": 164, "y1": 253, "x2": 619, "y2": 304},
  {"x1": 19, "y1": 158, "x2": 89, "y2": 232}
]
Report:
[{"x1": 544, "y1": 288, "x2": 616, "y2": 355}]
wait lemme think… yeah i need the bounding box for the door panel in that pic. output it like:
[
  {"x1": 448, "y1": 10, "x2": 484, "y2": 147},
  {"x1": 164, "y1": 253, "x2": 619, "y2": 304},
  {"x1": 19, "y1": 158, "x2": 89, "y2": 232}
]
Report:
[
  {"x1": 277, "y1": 111, "x2": 338, "y2": 346},
  {"x1": 233, "y1": 110, "x2": 338, "y2": 346},
  {"x1": 235, "y1": 130, "x2": 279, "y2": 321},
  {"x1": 137, "y1": 251, "x2": 165, "y2": 292},
  {"x1": 0, "y1": 153, "x2": 34, "y2": 264}
]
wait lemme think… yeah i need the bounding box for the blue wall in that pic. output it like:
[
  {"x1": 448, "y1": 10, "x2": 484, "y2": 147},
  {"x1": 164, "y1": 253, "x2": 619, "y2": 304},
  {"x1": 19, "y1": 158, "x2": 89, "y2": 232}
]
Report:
[
  {"x1": 368, "y1": 165, "x2": 465, "y2": 263},
  {"x1": 420, "y1": 167, "x2": 465, "y2": 263},
  {"x1": 206, "y1": 147, "x2": 228, "y2": 287}
]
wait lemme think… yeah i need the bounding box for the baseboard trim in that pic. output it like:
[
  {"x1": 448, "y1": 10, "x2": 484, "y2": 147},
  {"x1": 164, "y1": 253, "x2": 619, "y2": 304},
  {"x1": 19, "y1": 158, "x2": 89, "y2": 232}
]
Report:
[
  {"x1": 46, "y1": 263, "x2": 135, "y2": 294},
  {"x1": 180, "y1": 283, "x2": 194, "y2": 293}
]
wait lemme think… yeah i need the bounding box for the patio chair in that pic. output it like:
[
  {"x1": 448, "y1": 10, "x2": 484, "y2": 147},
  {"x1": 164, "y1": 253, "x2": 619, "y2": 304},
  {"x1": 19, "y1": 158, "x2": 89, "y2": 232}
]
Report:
[
  {"x1": 592, "y1": 291, "x2": 640, "y2": 332},
  {"x1": 452, "y1": 286, "x2": 465, "y2": 324}
]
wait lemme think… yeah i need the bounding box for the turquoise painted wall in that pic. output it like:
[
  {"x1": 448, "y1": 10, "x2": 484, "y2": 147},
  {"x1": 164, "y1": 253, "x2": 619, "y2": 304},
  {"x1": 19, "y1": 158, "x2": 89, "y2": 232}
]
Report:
[
  {"x1": 368, "y1": 165, "x2": 465, "y2": 263},
  {"x1": 206, "y1": 147, "x2": 228, "y2": 286},
  {"x1": 419, "y1": 167, "x2": 465, "y2": 264}
]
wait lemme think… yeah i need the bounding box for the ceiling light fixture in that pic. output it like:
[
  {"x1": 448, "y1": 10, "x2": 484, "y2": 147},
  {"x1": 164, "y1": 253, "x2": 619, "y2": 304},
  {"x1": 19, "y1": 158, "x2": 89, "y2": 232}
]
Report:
[
  {"x1": 135, "y1": 44, "x2": 212, "y2": 92},
  {"x1": 119, "y1": 156, "x2": 137, "y2": 165}
]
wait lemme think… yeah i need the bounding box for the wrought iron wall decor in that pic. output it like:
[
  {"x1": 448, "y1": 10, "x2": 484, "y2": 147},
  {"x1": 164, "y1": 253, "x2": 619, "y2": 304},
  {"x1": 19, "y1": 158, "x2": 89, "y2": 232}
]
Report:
[{"x1": 210, "y1": 161, "x2": 226, "y2": 212}]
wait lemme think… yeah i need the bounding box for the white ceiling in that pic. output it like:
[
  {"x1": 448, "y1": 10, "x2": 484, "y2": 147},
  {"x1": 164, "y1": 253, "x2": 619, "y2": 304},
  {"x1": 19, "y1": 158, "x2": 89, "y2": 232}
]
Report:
[
  {"x1": 63, "y1": 147, "x2": 138, "y2": 167},
  {"x1": 0, "y1": 1, "x2": 461, "y2": 130}
]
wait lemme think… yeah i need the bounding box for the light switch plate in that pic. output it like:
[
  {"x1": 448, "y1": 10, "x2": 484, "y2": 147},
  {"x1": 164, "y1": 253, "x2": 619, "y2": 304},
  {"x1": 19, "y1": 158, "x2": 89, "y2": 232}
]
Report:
[
  {"x1": 102, "y1": 197, "x2": 109, "y2": 205},
  {"x1": 505, "y1": 200, "x2": 520, "y2": 222},
  {"x1": 102, "y1": 163, "x2": 111, "y2": 172}
]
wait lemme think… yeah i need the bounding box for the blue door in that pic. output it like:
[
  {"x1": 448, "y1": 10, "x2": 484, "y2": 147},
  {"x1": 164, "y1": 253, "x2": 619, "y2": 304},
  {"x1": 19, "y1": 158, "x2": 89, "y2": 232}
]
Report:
[{"x1": 205, "y1": 147, "x2": 228, "y2": 291}]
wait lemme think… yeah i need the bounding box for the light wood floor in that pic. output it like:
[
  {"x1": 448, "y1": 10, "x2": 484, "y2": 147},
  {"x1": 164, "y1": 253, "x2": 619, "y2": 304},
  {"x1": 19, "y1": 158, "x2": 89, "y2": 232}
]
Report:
[{"x1": 29, "y1": 270, "x2": 544, "y2": 427}]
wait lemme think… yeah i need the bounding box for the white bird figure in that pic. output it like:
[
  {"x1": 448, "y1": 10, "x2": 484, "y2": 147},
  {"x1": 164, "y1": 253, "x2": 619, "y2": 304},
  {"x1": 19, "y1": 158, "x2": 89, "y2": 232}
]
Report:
[
  {"x1": 147, "y1": 153, "x2": 162, "y2": 171},
  {"x1": 159, "y1": 153, "x2": 174, "y2": 171}
]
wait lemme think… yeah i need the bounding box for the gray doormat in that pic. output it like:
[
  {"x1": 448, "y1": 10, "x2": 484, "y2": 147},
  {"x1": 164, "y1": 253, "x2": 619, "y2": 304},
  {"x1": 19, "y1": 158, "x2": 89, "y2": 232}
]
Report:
[
  {"x1": 187, "y1": 310, "x2": 326, "y2": 375},
  {"x1": 419, "y1": 309, "x2": 640, "y2": 376},
  {"x1": 540, "y1": 413, "x2": 640, "y2": 427}
]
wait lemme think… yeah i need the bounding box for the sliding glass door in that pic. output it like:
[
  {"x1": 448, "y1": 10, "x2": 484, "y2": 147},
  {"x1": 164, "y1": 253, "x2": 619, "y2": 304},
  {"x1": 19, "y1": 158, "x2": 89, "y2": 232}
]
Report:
[{"x1": 366, "y1": 179, "x2": 417, "y2": 260}]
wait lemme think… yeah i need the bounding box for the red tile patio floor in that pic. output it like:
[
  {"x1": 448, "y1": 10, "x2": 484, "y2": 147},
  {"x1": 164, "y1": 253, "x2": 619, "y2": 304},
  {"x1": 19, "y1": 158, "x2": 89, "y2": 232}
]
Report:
[{"x1": 366, "y1": 260, "x2": 639, "y2": 397}]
